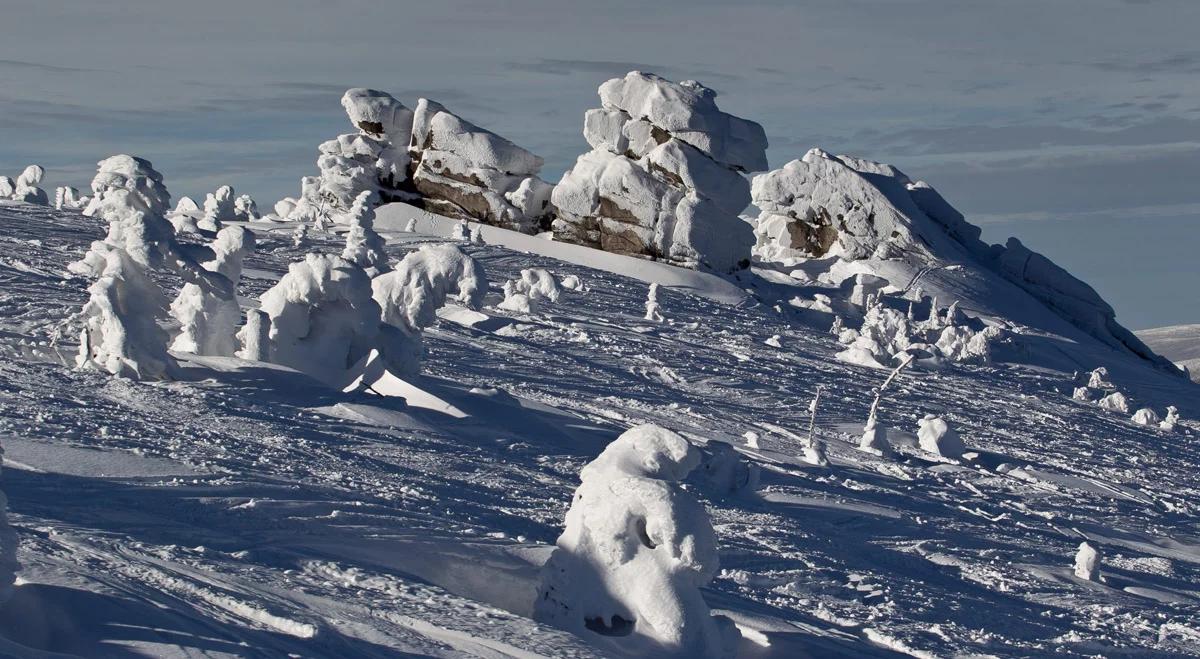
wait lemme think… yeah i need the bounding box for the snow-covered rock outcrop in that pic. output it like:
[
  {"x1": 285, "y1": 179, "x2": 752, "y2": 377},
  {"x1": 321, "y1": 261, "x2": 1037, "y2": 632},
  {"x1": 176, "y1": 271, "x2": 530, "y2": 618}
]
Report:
[
  {"x1": 536, "y1": 424, "x2": 739, "y2": 658},
  {"x1": 284, "y1": 88, "x2": 553, "y2": 233},
  {"x1": 751, "y1": 149, "x2": 1176, "y2": 371},
  {"x1": 552, "y1": 71, "x2": 767, "y2": 273}
]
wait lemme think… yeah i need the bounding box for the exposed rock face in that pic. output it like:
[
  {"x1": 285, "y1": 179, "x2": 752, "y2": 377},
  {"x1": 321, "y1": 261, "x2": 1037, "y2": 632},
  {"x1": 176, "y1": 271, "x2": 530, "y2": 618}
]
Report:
[
  {"x1": 750, "y1": 149, "x2": 1177, "y2": 371},
  {"x1": 284, "y1": 89, "x2": 553, "y2": 233},
  {"x1": 552, "y1": 72, "x2": 767, "y2": 272}
]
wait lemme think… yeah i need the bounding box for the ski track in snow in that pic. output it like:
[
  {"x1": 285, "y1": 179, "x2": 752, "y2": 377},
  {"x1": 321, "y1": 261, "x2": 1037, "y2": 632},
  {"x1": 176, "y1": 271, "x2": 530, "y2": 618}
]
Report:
[{"x1": 0, "y1": 202, "x2": 1198, "y2": 657}]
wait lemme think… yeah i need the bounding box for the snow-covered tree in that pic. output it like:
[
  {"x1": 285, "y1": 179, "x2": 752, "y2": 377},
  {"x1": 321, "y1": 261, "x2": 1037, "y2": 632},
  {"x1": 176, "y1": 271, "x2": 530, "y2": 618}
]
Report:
[
  {"x1": 233, "y1": 194, "x2": 259, "y2": 220},
  {"x1": 513, "y1": 268, "x2": 563, "y2": 304},
  {"x1": 469, "y1": 225, "x2": 485, "y2": 245},
  {"x1": 857, "y1": 354, "x2": 912, "y2": 457},
  {"x1": 83, "y1": 155, "x2": 171, "y2": 219},
  {"x1": 804, "y1": 386, "x2": 829, "y2": 466},
  {"x1": 13, "y1": 165, "x2": 48, "y2": 205},
  {"x1": 76, "y1": 245, "x2": 175, "y2": 379},
  {"x1": 836, "y1": 306, "x2": 911, "y2": 369},
  {"x1": 917, "y1": 414, "x2": 965, "y2": 460},
  {"x1": 498, "y1": 280, "x2": 537, "y2": 314},
  {"x1": 292, "y1": 223, "x2": 309, "y2": 248},
  {"x1": 0, "y1": 177, "x2": 13, "y2": 199},
  {"x1": 1074, "y1": 541, "x2": 1101, "y2": 581},
  {"x1": 1087, "y1": 367, "x2": 1111, "y2": 390},
  {"x1": 55, "y1": 186, "x2": 86, "y2": 210},
  {"x1": 253, "y1": 253, "x2": 381, "y2": 386},
  {"x1": 169, "y1": 283, "x2": 241, "y2": 357},
  {"x1": 450, "y1": 219, "x2": 470, "y2": 242},
  {"x1": 0, "y1": 438, "x2": 19, "y2": 605},
  {"x1": 1160, "y1": 406, "x2": 1180, "y2": 432},
  {"x1": 645, "y1": 283, "x2": 664, "y2": 322},
  {"x1": 1131, "y1": 408, "x2": 1160, "y2": 426},
  {"x1": 403, "y1": 217, "x2": 417, "y2": 233},
  {"x1": 370, "y1": 244, "x2": 487, "y2": 377},
  {"x1": 340, "y1": 190, "x2": 390, "y2": 276},
  {"x1": 204, "y1": 225, "x2": 256, "y2": 285},
  {"x1": 1097, "y1": 391, "x2": 1129, "y2": 413},
  {"x1": 536, "y1": 424, "x2": 740, "y2": 658}
]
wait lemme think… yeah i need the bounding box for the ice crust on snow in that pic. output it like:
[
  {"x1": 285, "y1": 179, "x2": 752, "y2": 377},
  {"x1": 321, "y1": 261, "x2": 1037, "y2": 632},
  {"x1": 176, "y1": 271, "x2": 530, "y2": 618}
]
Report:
[
  {"x1": 536, "y1": 424, "x2": 739, "y2": 658},
  {"x1": 750, "y1": 149, "x2": 1175, "y2": 371},
  {"x1": 552, "y1": 72, "x2": 765, "y2": 273}
]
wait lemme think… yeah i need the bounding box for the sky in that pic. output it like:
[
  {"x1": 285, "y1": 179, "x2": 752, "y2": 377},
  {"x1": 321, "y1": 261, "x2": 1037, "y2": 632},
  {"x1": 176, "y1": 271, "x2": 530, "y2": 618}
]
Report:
[{"x1": 1, "y1": 0, "x2": 1197, "y2": 329}]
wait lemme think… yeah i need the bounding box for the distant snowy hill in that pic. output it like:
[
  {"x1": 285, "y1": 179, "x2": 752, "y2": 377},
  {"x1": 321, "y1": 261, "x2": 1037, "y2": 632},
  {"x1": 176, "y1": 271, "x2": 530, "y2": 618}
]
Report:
[
  {"x1": 1137, "y1": 324, "x2": 1200, "y2": 382},
  {"x1": 1, "y1": 199, "x2": 1198, "y2": 657}
]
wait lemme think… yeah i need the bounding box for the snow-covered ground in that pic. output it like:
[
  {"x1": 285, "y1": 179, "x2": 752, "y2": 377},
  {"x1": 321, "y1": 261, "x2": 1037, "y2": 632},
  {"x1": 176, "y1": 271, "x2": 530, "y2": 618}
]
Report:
[
  {"x1": 1138, "y1": 325, "x2": 1200, "y2": 383},
  {"x1": 1, "y1": 200, "x2": 1199, "y2": 657}
]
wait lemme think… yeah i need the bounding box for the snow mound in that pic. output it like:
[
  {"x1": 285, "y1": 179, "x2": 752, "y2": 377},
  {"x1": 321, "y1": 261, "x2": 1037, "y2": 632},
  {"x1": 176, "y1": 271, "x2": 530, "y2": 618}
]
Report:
[
  {"x1": 916, "y1": 414, "x2": 965, "y2": 460},
  {"x1": 552, "y1": 71, "x2": 765, "y2": 273},
  {"x1": 536, "y1": 424, "x2": 739, "y2": 658}
]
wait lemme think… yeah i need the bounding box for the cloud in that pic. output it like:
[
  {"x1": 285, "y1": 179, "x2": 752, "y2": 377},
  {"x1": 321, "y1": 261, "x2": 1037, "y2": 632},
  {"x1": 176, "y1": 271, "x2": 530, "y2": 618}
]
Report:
[
  {"x1": 0, "y1": 58, "x2": 97, "y2": 74},
  {"x1": 506, "y1": 58, "x2": 739, "y2": 85},
  {"x1": 1084, "y1": 51, "x2": 1200, "y2": 75}
]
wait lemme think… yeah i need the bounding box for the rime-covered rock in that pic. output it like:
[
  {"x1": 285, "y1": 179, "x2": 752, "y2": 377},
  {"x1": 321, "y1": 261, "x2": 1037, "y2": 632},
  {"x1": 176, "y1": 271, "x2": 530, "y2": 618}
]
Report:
[
  {"x1": 83, "y1": 155, "x2": 171, "y2": 219},
  {"x1": 749, "y1": 149, "x2": 1174, "y2": 371},
  {"x1": 408, "y1": 98, "x2": 554, "y2": 232},
  {"x1": 553, "y1": 72, "x2": 766, "y2": 272},
  {"x1": 536, "y1": 424, "x2": 740, "y2": 658}
]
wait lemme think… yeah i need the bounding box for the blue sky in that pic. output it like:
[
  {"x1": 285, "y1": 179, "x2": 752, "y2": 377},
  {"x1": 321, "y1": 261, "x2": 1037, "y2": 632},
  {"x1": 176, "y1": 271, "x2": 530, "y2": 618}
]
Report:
[{"x1": 2, "y1": 0, "x2": 1197, "y2": 329}]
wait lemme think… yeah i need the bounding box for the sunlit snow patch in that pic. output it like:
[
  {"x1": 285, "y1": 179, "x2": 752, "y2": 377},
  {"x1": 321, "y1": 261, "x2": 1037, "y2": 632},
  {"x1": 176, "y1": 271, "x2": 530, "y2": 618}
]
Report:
[{"x1": 344, "y1": 349, "x2": 468, "y2": 418}]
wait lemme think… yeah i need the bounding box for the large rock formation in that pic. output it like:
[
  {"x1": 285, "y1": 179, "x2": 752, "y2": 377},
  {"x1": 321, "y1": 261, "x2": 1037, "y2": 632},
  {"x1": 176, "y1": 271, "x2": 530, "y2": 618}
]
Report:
[
  {"x1": 282, "y1": 89, "x2": 553, "y2": 232},
  {"x1": 552, "y1": 72, "x2": 767, "y2": 273},
  {"x1": 750, "y1": 148, "x2": 1177, "y2": 371}
]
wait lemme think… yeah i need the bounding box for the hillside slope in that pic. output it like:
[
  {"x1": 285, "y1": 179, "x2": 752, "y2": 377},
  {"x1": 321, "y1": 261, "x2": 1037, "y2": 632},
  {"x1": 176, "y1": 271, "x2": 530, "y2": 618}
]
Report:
[
  {"x1": 0, "y1": 201, "x2": 1198, "y2": 657},
  {"x1": 1137, "y1": 325, "x2": 1200, "y2": 383}
]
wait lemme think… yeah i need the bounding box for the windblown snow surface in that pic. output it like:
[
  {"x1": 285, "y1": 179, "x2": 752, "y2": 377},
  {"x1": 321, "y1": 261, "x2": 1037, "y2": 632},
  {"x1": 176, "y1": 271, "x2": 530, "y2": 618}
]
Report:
[{"x1": 1, "y1": 200, "x2": 1199, "y2": 657}]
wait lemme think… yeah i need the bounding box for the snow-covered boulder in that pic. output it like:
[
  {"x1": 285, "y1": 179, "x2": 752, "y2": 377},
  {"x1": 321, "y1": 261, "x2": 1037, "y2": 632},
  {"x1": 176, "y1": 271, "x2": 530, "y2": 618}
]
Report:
[
  {"x1": 0, "y1": 438, "x2": 15, "y2": 605},
  {"x1": 1097, "y1": 391, "x2": 1130, "y2": 413},
  {"x1": 408, "y1": 98, "x2": 554, "y2": 233},
  {"x1": 552, "y1": 72, "x2": 766, "y2": 273},
  {"x1": 83, "y1": 155, "x2": 171, "y2": 220},
  {"x1": 252, "y1": 254, "x2": 381, "y2": 386},
  {"x1": 749, "y1": 150, "x2": 1175, "y2": 371},
  {"x1": 536, "y1": 424, "x2": 740, "y2": 658},
  {"x1": 13, "y1": 165, "x2": 48, "y2": 204},
  {"x1": 916, "y1": 415, "x2": 965, "y2": 460},
  {"x1": 341, "y1": 190, "x2": 390, "y2": 276}
]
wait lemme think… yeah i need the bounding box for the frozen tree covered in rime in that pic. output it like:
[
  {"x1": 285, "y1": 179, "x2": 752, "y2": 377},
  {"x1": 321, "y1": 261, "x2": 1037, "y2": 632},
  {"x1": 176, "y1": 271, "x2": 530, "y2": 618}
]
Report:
[
  {"x1": 55, "y1": 186, "x2": 86, "y2": 210},
  {"x1": 11, "y1": 165, "x2": 48, "y2": 204},
  {"x1": 1072, "y1": 386, "x2": 1095, "y2": 402},
  {"x1": 513, "y1": 269, "x2": 563, "y2": 303},
  {"x1": 83, "y1": 155, "x2": 171, "y2": 220},
  {"x1": 1130, "y1": 408, "x2": 1160, "y2": 426},
  {"x1": 498, "y1": 279, "x2": 537, "y2": 314},
  {"x1": 340, "y1": 190, "x2": 390, "y2": 276},
  {"x1": 0, "y1": 177, "x2": 12, "y2": 199},
  {"x1": 75, "y1": 245, "x2": 175, "y2": 379},
  {"x1": 450, "y1": 219, "x2": 470, "y2": 242},
  {"x1": 645, "y1": 283, "x2": 664, "y2": 322},
  {"x1": 917, "y1": 414, "x2": 965, "y2": 460},
  {"x1": 198, "y1": 185, "x2": 237, "y2": 231},
  {"x1": 1074, "y1": 541, "x2": 1101, "y2": 581},
  {"x1": 403, "y1": 217, "x2": 417, "y2": 233},
  {"x1": 469, "y1": 225, "x2": 485, "y2": 246},
  {"x1": 234, "y1": 194, "x2": 259, "y2": 220},
  {"x1": 370, "y1": 244, "x2": 487, "y2": 378},
  {"x1": 1087, "y1": 367, "x2": 1112, "y2": 390},
  {"x1": 292, "y1": 223, "x2": 308, "y2": 248},
  {"x1": 170, "y1": 226, "x2": 255, "y2": 357},
  {"x1": 1098, "y1": 391, "x2": 1129, "y2": 413},
  {"x1": 1160, "y1": 406, "x2": 1180, "y2": 432},
  {"x1": 693, "y1": 441, "x2": 760, "y2": 496},
  {"x1": 836, "y1": 306, "x2": 912, "y2": 369},
  {"x1": 250, "y1": 254, "x2": 381, "y2": 386},
  {"x1": 560, "y1": 274, "x2": 586, "y2": 292},
  {"x1": 935, "y1": 325, "x2": 1000, "y2": 364},
  {"x1": 804, "y1": 386, "x2": 829, "y2": 466},
  {"x1": 858, "y1": 355, "x2": 912, "y2": 457},
  {"x1": 0, "y1": 438, "x2": 19, "y2": 605},
  {"x1": 535, "y1": 424, "x2": 740, "y2": 658}
]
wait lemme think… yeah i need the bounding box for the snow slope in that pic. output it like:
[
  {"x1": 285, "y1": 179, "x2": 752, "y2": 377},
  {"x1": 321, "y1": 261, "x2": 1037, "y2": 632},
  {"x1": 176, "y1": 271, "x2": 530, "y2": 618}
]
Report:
[
  {"x1": 1, "y1": 200, "x2": 1199, "y2": 657},
  {"x1": 1137, "y1": 324, "x2": 1200, "y2": 382}
]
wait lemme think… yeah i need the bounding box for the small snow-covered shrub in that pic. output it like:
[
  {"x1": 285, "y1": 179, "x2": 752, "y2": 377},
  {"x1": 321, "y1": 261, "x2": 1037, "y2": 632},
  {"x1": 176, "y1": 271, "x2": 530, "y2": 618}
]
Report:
[
  {"x1": 560, "y1": 274, "x2": 585, "y2": 292},
  {"x1": 513, "y1": 268, "x2": 563, "y2": 303},
  {"x1": 255, "y1": 254, "x2": 382, "y2": 385},
  {"x1": 1097, "y1": 391, "x2": 1129, "y2": 413},
  {"x1": 1130, "y1": 408, "x2": 1160, "y2": 426},
  {"x1": 76, "y1": 245, "x2": 175, "y2": 379},
  {"x1": 1072, "y1": 386, "x2": 1095, "y2": 402},
  {"x1": 55, "y1": 186, "x2": 86, "y2": 210},
  {"x1": 0, "y1": 177, "x2": 13, "y2": 199},
  {"x1": 340, "y1": 190, "x2": 390, "y2": 276},
  {"x1": 916, "y1": 415, "x2": 965, "y2": 460},
  {"x1": 858, "y1": 417, "x2": 893, "y2": 457},
  {"x1": 234, "y1": 194, "x2": 259, "y2": 220},
  {"x1": 83, "y1": 155, "x2": 171, "y2": 220},
  {"x1": 1087, "y1": 367, "x2": 1112, "y2": 390},
  {"x1": 536, "y1": 424, "x2": 740, "y2": 658},
  {"x1": 693, "y1": 441, "x2": 760, "y2": 496},
  {"x1": 0, "y1": 438, "x2": 19, "y2": 604},
  {"x1": 1074, "y1": 541, "x2": 1101, "y2": 581},
  {"x1": 804, "y1": 386, "x2": 829, "y2": 466},
  {"x1": 498, "y1": 280, "x2": 537, "y2": 314},
  {"x1": 836, "y1": 306, "x2": 911, "y2": 369},
  {"x1": 644, "y1": 283, "x2": 664, "y2": 322},
  {"x1": 450, "y1": 219, "x2": 470, "y2": 242},
  {"x1": 1160, "y1": 406, "x2": 1180, "y2": 432},
  {"x1": 935, "y1": 325, "x2": 998, "y2": 364}
]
